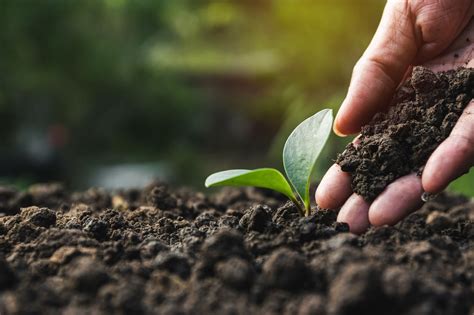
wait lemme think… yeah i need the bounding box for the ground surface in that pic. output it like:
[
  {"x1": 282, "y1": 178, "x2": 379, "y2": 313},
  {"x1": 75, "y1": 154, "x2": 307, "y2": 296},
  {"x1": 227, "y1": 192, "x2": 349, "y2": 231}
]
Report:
[
  {"x1": 0, "y1": 183, "x2": 472, "y2": 314},
  {"x1": 337, "y1": 66, "x2": 474, "y2": 201}
]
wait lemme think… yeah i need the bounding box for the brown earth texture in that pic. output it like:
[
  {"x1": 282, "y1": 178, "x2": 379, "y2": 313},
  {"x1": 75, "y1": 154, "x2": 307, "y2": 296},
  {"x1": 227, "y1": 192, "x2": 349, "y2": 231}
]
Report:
[
  {"x1": 0, "y1": 182, "x2": 472, "y2": 315},
  {"x1": 337, "y1": 66, "x2": 473, "y2": 201}
]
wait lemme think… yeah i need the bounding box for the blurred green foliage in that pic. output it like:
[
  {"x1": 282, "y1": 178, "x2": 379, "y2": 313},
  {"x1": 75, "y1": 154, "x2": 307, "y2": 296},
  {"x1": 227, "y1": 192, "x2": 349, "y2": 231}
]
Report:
[
  {"x1": 0, "y1": 0, "x2": 472, "y2": 196},
  {"x1": 448, "y1": 172, "x2": 474, "y2": 197}
]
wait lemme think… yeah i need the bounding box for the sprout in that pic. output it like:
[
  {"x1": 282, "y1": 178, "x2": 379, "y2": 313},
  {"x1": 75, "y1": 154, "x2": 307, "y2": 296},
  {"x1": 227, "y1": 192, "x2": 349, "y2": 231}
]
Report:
[{"x1": 205, "y1": 109, "x2": 333, "y2": 216}]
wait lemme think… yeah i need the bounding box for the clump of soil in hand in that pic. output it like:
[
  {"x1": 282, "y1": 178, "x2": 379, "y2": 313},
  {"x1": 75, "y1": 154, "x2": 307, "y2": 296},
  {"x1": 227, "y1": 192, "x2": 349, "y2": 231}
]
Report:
[
  {"x1": 337, "y1": 66, "x2": 474, "y2": 201},
  {"x1": 0, "y1": 183, "x2": 473, "y2": 314}
]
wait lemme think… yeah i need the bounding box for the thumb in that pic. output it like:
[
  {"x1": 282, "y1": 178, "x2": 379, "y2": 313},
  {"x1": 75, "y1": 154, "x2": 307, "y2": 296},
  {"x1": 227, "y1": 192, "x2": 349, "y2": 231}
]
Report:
[{"x1": 334, "y1": 1, "x2": 420, "y2": 136}]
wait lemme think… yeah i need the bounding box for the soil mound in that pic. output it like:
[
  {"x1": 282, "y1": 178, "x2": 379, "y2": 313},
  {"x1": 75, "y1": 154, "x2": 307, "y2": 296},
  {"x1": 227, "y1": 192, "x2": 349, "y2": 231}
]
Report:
[
  {"x1": 0, "y1": 183, "x2": 472, "y2": 314},
  {"x1": 337, "y1": 67, "x2": 474, "y2": 201}
]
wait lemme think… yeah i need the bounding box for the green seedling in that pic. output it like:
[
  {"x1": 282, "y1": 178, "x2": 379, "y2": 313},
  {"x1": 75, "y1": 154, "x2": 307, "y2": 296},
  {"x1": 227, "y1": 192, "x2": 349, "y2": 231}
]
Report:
[{"x1": 205, "y1": 109, "x2": 333, "y2": 216}]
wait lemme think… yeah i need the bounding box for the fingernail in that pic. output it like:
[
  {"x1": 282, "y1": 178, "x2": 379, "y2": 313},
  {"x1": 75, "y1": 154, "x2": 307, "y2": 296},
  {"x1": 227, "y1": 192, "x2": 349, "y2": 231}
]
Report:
[
  {"x1": 333, "y1": 117, "x2": 348, "y2": 137},
  {"x1": 333, "y1": 124, "x2": 348, "y2": 137}
]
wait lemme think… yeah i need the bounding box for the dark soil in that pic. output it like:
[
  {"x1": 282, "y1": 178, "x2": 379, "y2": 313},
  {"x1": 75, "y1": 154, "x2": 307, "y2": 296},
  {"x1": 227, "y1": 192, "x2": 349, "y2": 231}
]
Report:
[
  {"x1": 0, "y1": 182, "x2": 473, "y2": 314},
  {"x1": 337, "y1": 66, "x2": 474, "y2": 201}
]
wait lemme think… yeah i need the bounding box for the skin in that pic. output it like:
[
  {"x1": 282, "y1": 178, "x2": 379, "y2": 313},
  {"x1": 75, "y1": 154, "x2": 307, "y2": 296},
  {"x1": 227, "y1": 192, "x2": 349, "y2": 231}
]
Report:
[{"x1": 316, "y1": 0, "x2": 474, "y2": 234}]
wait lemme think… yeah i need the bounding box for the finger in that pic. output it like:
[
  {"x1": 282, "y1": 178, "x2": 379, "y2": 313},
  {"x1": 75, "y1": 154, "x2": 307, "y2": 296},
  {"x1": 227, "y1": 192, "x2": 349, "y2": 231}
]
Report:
[
  {"x1": 337, "y1": 194, "x2": 370, "y2": 234},
  {"x1": 422, "y1": 100, "x2": 474, "y2": 193},
  {"x1": 369, "y1": 174, "x2": 424, "y2": 226},
  {"x1": 316, "y1": 164, "x2": 352, "y2": 209},
  {"x1": 334, "y1": 1, "x2": 420, "y2": 136},
  {"x1": 316, "y1": 136, "x2": 361, "y2": 209}
]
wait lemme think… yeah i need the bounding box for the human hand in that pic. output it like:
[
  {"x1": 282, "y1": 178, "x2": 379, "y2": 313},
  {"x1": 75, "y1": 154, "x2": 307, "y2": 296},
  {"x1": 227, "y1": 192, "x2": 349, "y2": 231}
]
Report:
[{"x1": 316, "y1": 0, "x2": 474, "y2": 233}]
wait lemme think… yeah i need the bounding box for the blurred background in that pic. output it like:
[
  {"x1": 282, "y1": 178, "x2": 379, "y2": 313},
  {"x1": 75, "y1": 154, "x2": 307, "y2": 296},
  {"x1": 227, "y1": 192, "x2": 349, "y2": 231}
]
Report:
[{"x1": 0, "y1": 0, "x2": 472, "y2": 196}]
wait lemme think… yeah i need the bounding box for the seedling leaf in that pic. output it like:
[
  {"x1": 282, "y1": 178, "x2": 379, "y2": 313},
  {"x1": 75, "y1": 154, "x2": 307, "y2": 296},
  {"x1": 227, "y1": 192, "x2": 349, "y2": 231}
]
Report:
[
  {"x1": 205, "y1": 108, "x2": 334, "y2": 217},
  {"x1": 283, "y1": 109, "x2": 333, "y2": 209},
  {"x1": 205, "y1": 168, "x2": 297, "y2": 203}
]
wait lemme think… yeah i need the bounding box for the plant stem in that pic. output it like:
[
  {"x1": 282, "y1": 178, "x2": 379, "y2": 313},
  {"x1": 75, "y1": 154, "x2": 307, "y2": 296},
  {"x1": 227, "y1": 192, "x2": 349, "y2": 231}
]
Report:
[{"x1": 290, "y1": 197, "x2": 306, "y2": 216}]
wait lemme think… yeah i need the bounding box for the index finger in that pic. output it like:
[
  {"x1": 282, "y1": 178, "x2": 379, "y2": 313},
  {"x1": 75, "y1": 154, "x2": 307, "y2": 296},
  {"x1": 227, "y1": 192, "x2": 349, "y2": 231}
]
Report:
[{"x1": 334, "y1": 1, "x2": 419, "y2": 136}]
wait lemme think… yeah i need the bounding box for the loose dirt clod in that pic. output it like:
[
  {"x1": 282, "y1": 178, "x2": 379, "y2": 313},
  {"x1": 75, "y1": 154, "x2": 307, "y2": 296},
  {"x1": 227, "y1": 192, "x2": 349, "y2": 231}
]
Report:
[
  {"x1": 0, "y1": 183, "x2": 472, "y2": 314},
  {"x1": 337, "y1": 67, "x2": 474, "y2": 201}
]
